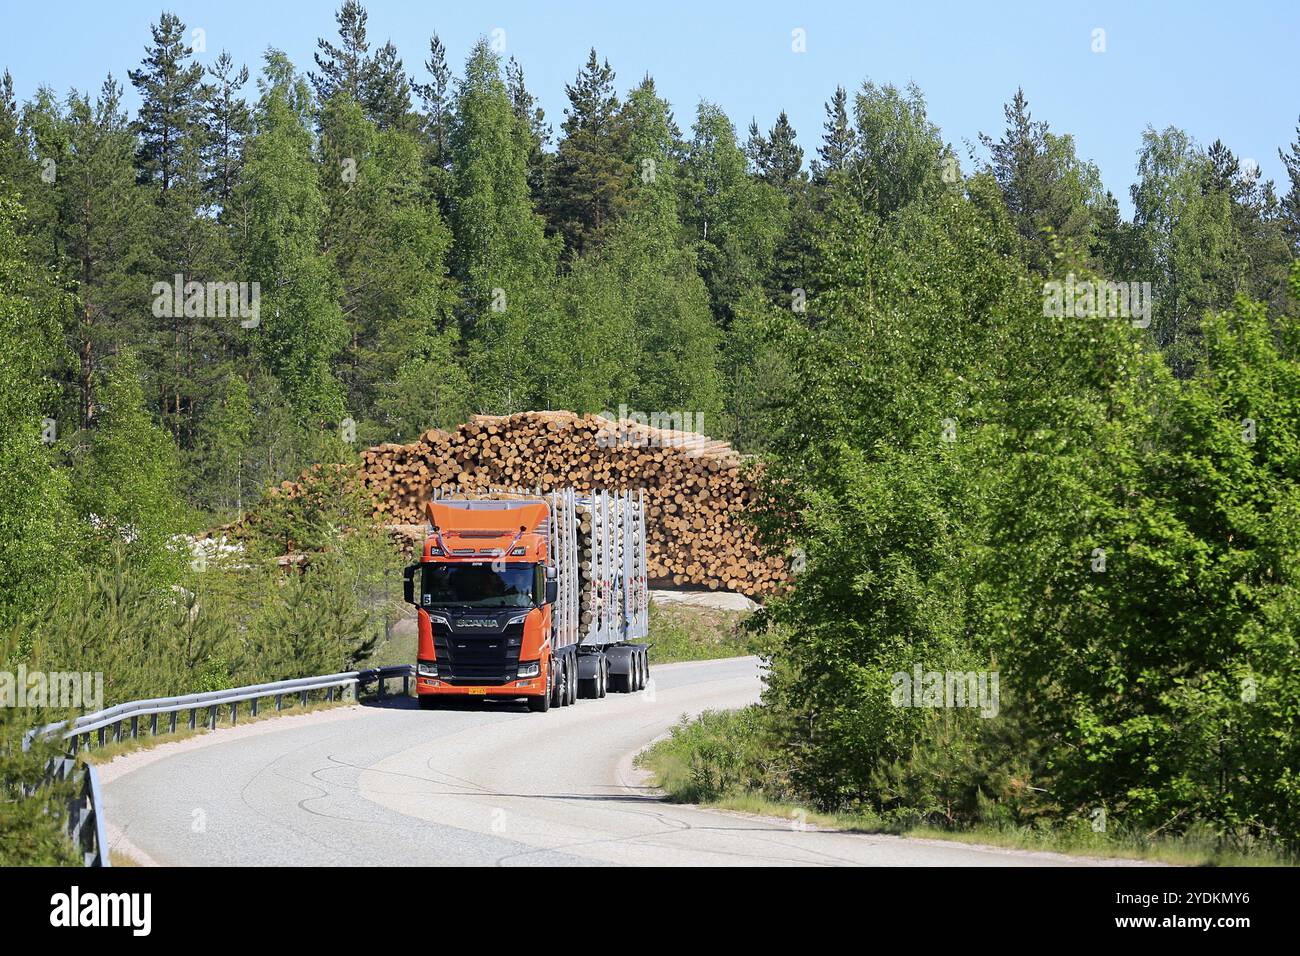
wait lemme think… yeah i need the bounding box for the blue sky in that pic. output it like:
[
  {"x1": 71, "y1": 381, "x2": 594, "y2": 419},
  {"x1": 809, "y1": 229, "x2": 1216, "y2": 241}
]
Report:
[{"x1": 2, "y1": 0, "x2": 1297, "y2": 216}]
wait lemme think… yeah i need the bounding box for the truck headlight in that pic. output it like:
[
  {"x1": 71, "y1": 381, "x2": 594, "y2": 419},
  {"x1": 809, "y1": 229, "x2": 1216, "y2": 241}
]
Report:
[
  {"x1": 418, "y1": 662, "x2": 438, "y2": 677},
  {"x1": 507, "y1": 612, "x2": 530, "y2": 627},
  {"x1": 517, "y1": 661, "x2": 540, "y2": 679}
]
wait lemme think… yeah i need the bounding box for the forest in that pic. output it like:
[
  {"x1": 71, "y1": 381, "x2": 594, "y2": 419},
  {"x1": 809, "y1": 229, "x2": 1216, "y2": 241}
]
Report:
[{"x1": 3, "y1": 2, "x2": 1300, "y2": 860}]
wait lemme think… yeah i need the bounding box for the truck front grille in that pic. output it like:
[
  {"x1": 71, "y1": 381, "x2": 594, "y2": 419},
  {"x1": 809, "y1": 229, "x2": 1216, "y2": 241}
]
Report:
[{"x1": 432, "y1": 623, "x2": 524, "y2": 685}]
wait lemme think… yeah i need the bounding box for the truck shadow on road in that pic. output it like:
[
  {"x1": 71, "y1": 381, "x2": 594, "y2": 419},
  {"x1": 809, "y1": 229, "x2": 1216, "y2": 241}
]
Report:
[{"x1": 361, "y1": 696, "x2": 554, "y2": 714}]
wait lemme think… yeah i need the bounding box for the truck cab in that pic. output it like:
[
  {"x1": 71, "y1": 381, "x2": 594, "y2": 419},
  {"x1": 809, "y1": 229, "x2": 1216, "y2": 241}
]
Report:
[{"x1": 404, "y1": 499, "x2": 558, "y2": 710}]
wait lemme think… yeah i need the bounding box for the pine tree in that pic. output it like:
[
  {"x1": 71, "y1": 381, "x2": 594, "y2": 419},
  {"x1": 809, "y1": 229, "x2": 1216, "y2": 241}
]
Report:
[
  {"x1": 311, "y1": 0, "x2": 370, "y2": 104},
  {"x1": 545, "y1": 49, "x2": 635, "y2": 258},
  {"x1": 312, "y1": 2, "x2": 409, "y2": 130},
  {"x1": 413, "y1": 33, "x2": 453, "y2": 159},
  {"x1": 130, "y1": 12, "x2": 230, "y2": 446},
  {"x1": 364, "y1": 40, "x2": 412, "y2": 131},
  {"x1": 412, "y1": 32, "x2": 454, "y2": 210},
  {"x1": 129, "y1": 12, "x2": 207, "y2": 197},
  {"x1": 58, "y1": 76, "x2": 151, "y2": 428}
]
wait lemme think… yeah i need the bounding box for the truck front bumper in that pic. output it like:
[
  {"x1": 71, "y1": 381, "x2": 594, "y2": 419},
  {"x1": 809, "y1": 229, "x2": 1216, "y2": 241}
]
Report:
[{"x1": 416, "y1": 676, "x2": 546, "y2": 697}]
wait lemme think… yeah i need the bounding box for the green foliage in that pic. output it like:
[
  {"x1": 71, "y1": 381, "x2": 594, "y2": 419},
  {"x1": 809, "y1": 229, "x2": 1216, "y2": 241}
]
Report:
[
  {"x1": 239, "y1": 60, "x2": 348, "y2": 423},
  {"x1": 682, "y1": 102, "x2": 787, "y2": 325},
  {"x1": 0, "y1": 195, "x2": 76, "y2": 629},
  {"x1": 980, "y1": 89, "x2": 1105, "y2": 272},
  {"x1": 3, "y1": 6, "x2": 1299, "y2": 863},
  {"x1": 449, "y1": 40, "x2": 561, "y2": 413},
  {"x1": 545, "y1": 49, "x2": 634, "y2": 258},
  {"x1": 74, "y1": 353, "x2": 185, "y2": 582}
]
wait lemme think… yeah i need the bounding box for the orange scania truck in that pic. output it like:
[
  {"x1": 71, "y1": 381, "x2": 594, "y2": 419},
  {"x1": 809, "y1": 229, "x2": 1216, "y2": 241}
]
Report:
[{"x1": 402, "y1": 488, "x2": 650, "y2": 712}]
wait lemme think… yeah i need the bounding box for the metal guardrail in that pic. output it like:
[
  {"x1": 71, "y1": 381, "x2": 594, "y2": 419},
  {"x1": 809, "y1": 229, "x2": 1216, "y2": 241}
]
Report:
[
  {"x1": 42, "y1": 756, "x2": 111, "y2": 866},
  {"x1": 25, "y1": 663, "x2": 415, "y2": 866}
]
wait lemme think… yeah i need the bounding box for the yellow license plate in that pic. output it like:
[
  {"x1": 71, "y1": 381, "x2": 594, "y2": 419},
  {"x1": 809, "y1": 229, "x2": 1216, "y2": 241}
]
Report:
[{"x1": 467, "y1": 688, "x2": 488, "y2": 695}]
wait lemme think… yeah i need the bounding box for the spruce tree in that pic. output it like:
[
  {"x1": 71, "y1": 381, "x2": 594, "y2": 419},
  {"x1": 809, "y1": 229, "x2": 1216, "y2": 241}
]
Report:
[{"x1": 202, "y1": 52, "x2": 251, "y2": 207}]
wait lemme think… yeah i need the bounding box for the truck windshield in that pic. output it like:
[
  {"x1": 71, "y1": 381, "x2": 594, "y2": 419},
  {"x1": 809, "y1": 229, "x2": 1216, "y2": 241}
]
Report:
[{"x1": 421, "y1": 562, "x2": 536, "y2": 609}]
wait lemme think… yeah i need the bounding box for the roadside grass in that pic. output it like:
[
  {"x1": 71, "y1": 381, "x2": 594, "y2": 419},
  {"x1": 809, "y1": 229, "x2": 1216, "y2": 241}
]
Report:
[
  {"x1": 637, "y1": 708, "x2": 1297, "y2": 868},
  {"x1": 645, "y1": 602, "x2": 752, "y2": 663}
]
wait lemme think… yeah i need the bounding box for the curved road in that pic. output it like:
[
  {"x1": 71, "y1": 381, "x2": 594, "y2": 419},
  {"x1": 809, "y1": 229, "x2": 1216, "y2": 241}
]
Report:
[{"x1": 101, "y1": 657, "x2": 1134, "y2": 866}]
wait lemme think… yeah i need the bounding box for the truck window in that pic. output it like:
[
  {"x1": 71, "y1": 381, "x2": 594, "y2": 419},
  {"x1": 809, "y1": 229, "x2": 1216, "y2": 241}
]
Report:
[{"x1": 422, "y1": 562, "x2": 536, "y2": 609}]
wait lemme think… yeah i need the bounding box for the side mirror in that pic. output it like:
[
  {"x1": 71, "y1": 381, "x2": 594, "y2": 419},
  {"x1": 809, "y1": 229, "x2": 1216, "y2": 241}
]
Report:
[
  {"x1": 545, "y1": 580, "x2": 558, "y2": 605},
  {"x1": 403, "y1": 564, "x2": 419, "y2": 605}
]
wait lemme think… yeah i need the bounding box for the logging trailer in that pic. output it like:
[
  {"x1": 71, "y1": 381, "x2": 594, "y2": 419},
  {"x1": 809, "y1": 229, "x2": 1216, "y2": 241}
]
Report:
[{"x1": 402, "y1": 488, "x2": 651, "y2": 711}]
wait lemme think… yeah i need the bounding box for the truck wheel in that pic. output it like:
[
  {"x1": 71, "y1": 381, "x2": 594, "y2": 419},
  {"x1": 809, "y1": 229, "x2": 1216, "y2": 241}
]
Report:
[
  {"x1": 529, "y1": 663, "x2": 552, "y2": 713},
  {"x1": 550, "y1": 656, "x2": 565, "y2": 708},
  {"x1": 597, "y1": 658, "x2": 608, "y2": 698},
  {"x1": 638, "y1": 651, "x2": 648, "y2": 690},
  {"x1": 567, "y1": 660, "x2": 578, "y2": 705}
]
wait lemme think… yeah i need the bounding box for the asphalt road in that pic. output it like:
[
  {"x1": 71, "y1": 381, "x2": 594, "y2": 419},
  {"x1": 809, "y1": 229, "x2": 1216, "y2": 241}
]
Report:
[{"x1": 101, "y1": 657, "x2": 1137, "y2": 866}]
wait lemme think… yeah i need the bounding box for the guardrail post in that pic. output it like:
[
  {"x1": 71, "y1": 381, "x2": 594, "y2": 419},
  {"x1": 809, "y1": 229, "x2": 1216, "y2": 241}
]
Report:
[
  {"x1": 113, "y1": 720, "x2": 122, "y2": 744},
  {"x1": 230, "y1": 702, "x2": 237, "y2": 725},
  {"x1": 326, "y1": 686, "x2": 334, "y2": 703},
  {"x1": 97, "y1": 726, "x2": 105, "y2": 747},
  {"x1": 377, "y1": 676, "x2": 386, "y2": 701},
  {"x1": 299, "y1": 690, "x2": 308, "y2": 707},
  {"x1": 130, "y1": 716, "x2": 138, "y2": 740},
  {"x1": 275, "y1": 694, "x2": 283, "y2": 712},
  {"x1": 170, "y1": 711, "x2": 177, "y2": 734},
  {"x1": 208, "y1": 705, "x2": 217, "y2": 730},
  {"x1": 149, "y1": 714, "x2": 158, "y2": 736},
  {"x1": 189, "y1": 708, "x2": 197, "y2": 731},
  {"x1": 251, "y1": 698, "x2": 259, "y2": 718},
  {"x1": 402, "y1": 673, "x2": 410, "y2": 695}
]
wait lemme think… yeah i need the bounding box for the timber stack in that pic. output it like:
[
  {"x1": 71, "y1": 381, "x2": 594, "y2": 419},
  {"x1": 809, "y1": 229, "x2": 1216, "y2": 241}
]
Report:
[{"x1": 265, "y1": 411, "x2": 787, "y2": 597}]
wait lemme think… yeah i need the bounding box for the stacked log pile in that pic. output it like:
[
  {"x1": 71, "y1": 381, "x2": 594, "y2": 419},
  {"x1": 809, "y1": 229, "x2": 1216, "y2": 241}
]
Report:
[{"x1": 267, "y1": 411, "x2": 788, "y2": 597}]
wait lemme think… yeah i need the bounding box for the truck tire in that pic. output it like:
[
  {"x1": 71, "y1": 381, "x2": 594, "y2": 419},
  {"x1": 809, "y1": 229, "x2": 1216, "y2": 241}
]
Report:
[
  {"x1": 597, "y1": 658, "x2": 608, "y2": 698},
  {"x1": 550, "y1": 655, "x2": 566, "y2": 708},
  {"x1": 529, "y1": 662, "x2": 552, "y2": 713},
  {"x1": 566, "y1": 660, "x2": 578, "y2": 705},
  {"x1": 638, "y1": 651, "x2": 648, "y2": 690}
]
